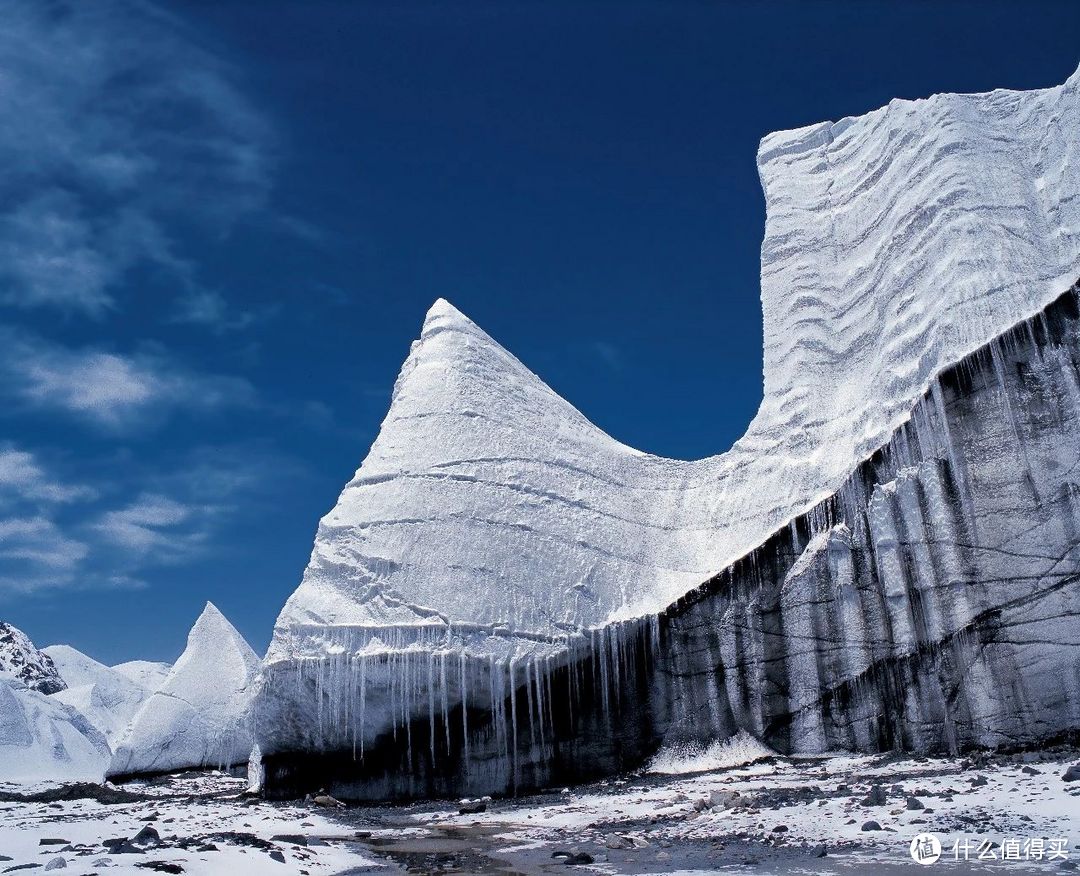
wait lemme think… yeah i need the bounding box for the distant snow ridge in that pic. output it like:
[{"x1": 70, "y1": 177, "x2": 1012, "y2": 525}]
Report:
[
  {"x1": 262, "y1": 67, "x2": 1080, "y2": 774},
  {"x1": 108, "y1": 603, "x2": 258, "y2": 777},
  {"x1": 44, "y1": 645, "x2": 164, "y2": 742},
  {"x1": 0, "y1": 623, "x2": 108, "y2": 784},
  {"x1": 0, "y1": 621, "x2": 65, "y2": 695}
]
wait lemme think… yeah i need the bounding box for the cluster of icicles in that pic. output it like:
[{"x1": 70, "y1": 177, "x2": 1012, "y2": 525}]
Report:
[{"x1": 262, "y1": 614, "x2": 661, "y2": 784}]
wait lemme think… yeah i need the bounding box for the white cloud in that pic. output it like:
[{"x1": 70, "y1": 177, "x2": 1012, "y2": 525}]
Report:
[
  {"x1": 0, "y1": 516, "x2": 88, "y2": 571},
  {"x1": 0, "y1": 0, "x2": 274, "y2": 317},
  {"x1": 0, "y1": 446, "x2": 96, "y2": 505},
  {"x1": 0, "y1": 327, "x2": 257, "y2": 429},
  {"x1": 94, "y1": 493, "x2": 198, "y2": 556}
]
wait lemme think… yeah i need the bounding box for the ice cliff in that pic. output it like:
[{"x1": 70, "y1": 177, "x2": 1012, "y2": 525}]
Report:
[
  {"x1": 108, "y1": 603, "x2": 258, "y2": 777},
  {"x1": 257, "y1": 65, "x2": 1080, "y2": 798}
]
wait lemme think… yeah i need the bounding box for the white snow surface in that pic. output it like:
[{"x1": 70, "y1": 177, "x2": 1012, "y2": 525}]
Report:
[
  {"x1": 108, "y1": 602, "x2": 259, "y2": 776},
  {"x1": 647, "y1": 730, "x2": 776, "y2": 775},
  {"x1": 112, "y1": 659, "x2": 172, "y2": 692},
  {"x1": 272, "y1": 66, "x2": 1080, "y2": 658},
  {"x1": 0, "y1": 677, "x2": 110, "y2": 783},
  {"x1": 44, "y1": 644, "x2": 161, "y2": 741}
]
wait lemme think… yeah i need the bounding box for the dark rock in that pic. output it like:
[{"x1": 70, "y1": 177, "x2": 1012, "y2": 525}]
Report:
[
  {"x1": 811, "y1": 845, "x2": 827, "y2": 858},
  {"x1": 1022, "y1": 765, "x2": 1039, "y2": 775},
  {"x1": 970, "y1": 775, "x2": 988, "y2": 787},
  {"x1": 134, "y1": 864, "x2": 184, "y2": 874},
  {"x1": 268, "y1": 851, "x2": 286, "y2": 863},
  {"x1": 0, "y1": 784, "x2": 143, "y2": 806},
  {"x1": 270, "y1": 835, "x2": 308, "y2": 846},
  {"x1": 561, "y1": 852, "x2": 594, "y2": 866},
  {"x1": 458, "y1": 801, "x2": 487, "y2": 815},
  {"x1": 906, "y1": 796, "x2": 925, "y2": 810},
  {"x1": 3, "y1": 865, "x2": 42, "y2": 872},
  {"x1": 38, "y1": 840, "x2": 68, "y2": 846},
  {"x1": 772, "y1": 825, "x2": 788, "y2": 833},
  {"x1": 131, "y1": 826, "x2": 161, "y2": 847},
  {"x1": 1062, "y1": 764, "x2": 1080, "y2": 782},
  {"x1": 43, "y1": 861, "x2": 65, "y2": 872},
  {"x1": 196, "y1": 845, "x2": 218, "y2": 852},
  {"x1": 861, "y1": 821, "x2": 883, "y2": 831},
  {"x1": 354, "y1": 831, "x2": 372, "y2": 839},
  {"x1": 861, "y1": 786, "x2": 887, "y2": 806}
]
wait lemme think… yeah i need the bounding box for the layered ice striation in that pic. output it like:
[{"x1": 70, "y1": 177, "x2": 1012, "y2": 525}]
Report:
[
  {"x1": 259, "y1": 66, "x2": 1080, "y2": 798},
  {"x1": 108, "y1": 603, "x2": 258, "y2": 777}
]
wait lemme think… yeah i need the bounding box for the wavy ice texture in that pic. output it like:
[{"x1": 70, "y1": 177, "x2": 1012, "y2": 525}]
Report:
[
  {"x1": 108, "y1": 603, "x2": 258, "y2": 777},
  {"x1": 269, "y1": 68, "x2": 1080, "y2": 665}
]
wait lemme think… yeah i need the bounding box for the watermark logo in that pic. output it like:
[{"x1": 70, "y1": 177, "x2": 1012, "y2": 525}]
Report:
[{"x1": 910, "y1": 833, "x2": 942, "y2": 865}]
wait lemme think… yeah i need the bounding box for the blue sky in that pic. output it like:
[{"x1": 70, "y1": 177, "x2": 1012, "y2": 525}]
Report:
[{"x1": 3, "y1": 0, "x2": 1079, "y2": 664}]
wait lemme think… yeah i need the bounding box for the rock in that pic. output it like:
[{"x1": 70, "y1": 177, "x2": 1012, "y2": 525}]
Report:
[
  {"x1": 709, "y1": 789, "x2": 740, "y2": 808},
  {"x1": 312, "y1": 794, "x2": 344, "y2": 808},
  {"x1": 561, "y1": 852, "x2": 594, "y2": 866},
  {"x1": 131, "y1": 826, "x2": 161, "y2": 847},
  {"x1": 270, "y1": 835, "x2": 308, "y2": 846},
  {"x1": 196, "y1": 844, "x2": 218, "y2": 852},
  {"x1": 43, "y1": 861, "x2": 65, "y2": 871},
  {"x1": 268, "y1": 851, "x2": 286, "y2": 863},
  {"x1": 134, "y1": 864, "x2": 183, "y2": 874},
  {"x1": 970, "y1": 775, "x2": 988, "y2": 787},
  {"x1": 811, "y1": 845, "x2": 827, "y2": 858},
  {"x1": 693, "y1": 797, "x2": 709, "y2": 811},
  {"x1": 906, "y1": 796, "x2": 925, "y2": 810},
  {"x1": 1021, "y1": 765, "x2": 1039, "y2": 775},
  {"x1": 1062, "y1": 764, "x2": 1080, "y2": 782},
  {"x1": 772, "y1": 825, "x2": 788, "y2": 833},
  {"x1": 604, "y1": 834, "x2": 633, "y2": 850},
  {"x1": 861, "y1": 821, "x2": 883, "y2": 831},
  {"x1": 38, "y1": 840, "x2": 69, "y2": 846},
  {"x1": 861, "y1": 786, "x2": 887, "y2": 806},
  {"x1": 458, "y1": 800, "x2": 487, "y2": 815}
]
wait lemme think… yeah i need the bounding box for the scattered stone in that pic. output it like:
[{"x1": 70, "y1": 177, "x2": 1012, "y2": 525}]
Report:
[
  {"x1": 970, "y1": 775, "x2": 988, "y2": 787},
  {"x1": 134, "y1": 864, "x2": 183, "y2": 874},
  {"x1": 196, "y1": 844, "x2": 218, "y2": 852},
  {"x1": 1062, "y1": 764, "x2": 1080, "y2": 782},
  {"x1": 906, "y1": 796, "x2": 925, "y2": 810},
  {"x1": 861, "y1": 820, "x2": 883, "y2": 831},
  {"x1": 311, "y1": 794, "x2": 344, "y2": 808},
  {"x1": 43, "y1": 861, "x2": 65, "y2": 872},
  {"x1": 709, "y1": 789, "x2": 740, "y2": 808},
  {"x1": 38, "y1": 840, "x2": 69, "y2": 847},
  {"x1": 1022, "y1": 765, "x2": 1039, "y2": 775},
  {"x1": 458, "y1": 800, "x2": 487, "y2": 815},
  {"x1": 604, "y1": 834, "x2": 633, "y2": 850},
  {"x1": 131, "y1": 826, "x2": 161, "y2": 848},
  {"x1": 861, "y1": 785, "x2": 887, "y2": 806},
  {"x1": 354, "y1": 831, "x2": 372, "y2": 839},
  {"x1": 270, "y1": 835, "x2": 308, "y2": 846},
  {"x1": 561, "y1": 852, "x2": 594, "y2": 866},
  {"x1": 3, "y1": 866, "x2": 42, "y2": 872},
  {"x1": 811, "y1": 845, "x2": 827, "y2": 858},
  {"x1": 269, "y1": 851, "x2": 286, "y2": 863},
  {"x1": 772, "y1": 825, "x2": 788, "y2": 833}
]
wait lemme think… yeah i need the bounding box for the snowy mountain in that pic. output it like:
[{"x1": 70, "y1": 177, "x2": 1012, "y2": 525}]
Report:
[
  {"x1": 44, "y1": 645, "x2": 163, "y2": 741},
  {"x1": 108, "y1": 603, "x2": 259, "y2": 777},
  {"x1": 0, "y1": 621, "x2": 65, "y2": 695},
  {"x1": 256, "y1": 65, "x2": 1080, "y2": 799},
  {"x1": 112, "y1": 659, "x2": 172, "y2": 692}
]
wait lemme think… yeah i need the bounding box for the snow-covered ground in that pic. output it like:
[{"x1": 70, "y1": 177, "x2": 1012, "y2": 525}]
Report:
[
  {"x1": 334, "y1": 747, "x2": 1080, "y2": 874},
  {"x1": 2, "y1": 748, "x2": 1077, "y2": 873},
  {"x1": 0, "y1": 773, "x2": 378, "y2": 875}
]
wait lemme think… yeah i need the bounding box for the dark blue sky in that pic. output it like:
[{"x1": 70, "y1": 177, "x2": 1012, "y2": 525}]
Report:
[{"x1": 3, "y1": 0, "x2": 1078, "y2": 664}]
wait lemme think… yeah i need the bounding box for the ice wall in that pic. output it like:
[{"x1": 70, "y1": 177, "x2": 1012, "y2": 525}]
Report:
[{"x1": 259, "y1": 65, "x2": 1080, "y2": 797}]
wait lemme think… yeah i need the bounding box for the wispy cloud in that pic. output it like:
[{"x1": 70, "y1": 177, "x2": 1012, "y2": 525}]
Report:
[
  {"x1": 0, "y1": 327, "x2": 257, "y2": 429},
  {"x1": 0, "y1": 0, "x2": 274, "y2": 317},
  {"x1": 93, "y1": 493, "x2": 204, "y2": 560},
  {"x1": 0, "y1": 446, "x2": 96, "y2": 505}
]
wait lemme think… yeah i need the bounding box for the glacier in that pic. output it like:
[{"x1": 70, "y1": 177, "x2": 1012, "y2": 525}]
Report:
[
  {"x1": 107, "y1": 602, "x2": 259, "y2": 778},
  {"x1": 44, "y1": 644, "x2": 165, "y2": 742},
  {"x1": 255, "y1": 66, "x2": 1080, "y2": 798},
  {"x1": 0, "y1": 623, "x2": 110, "y2": 784}
]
